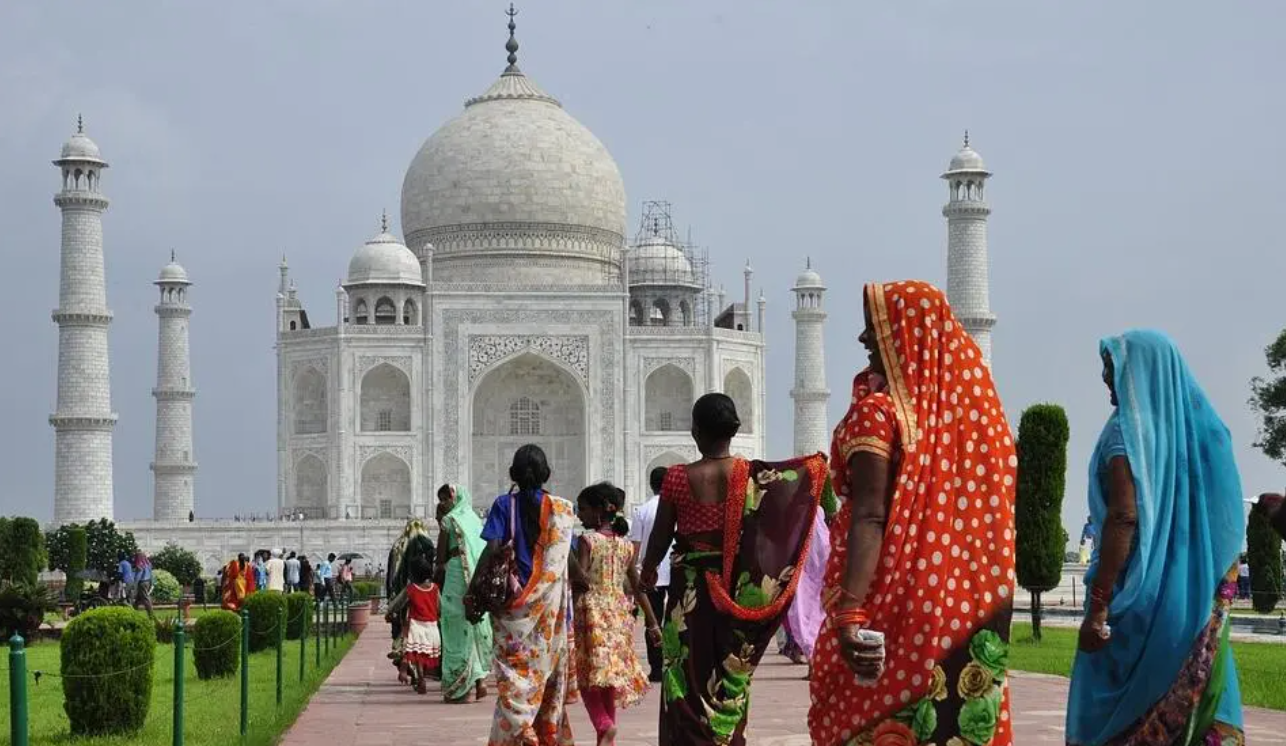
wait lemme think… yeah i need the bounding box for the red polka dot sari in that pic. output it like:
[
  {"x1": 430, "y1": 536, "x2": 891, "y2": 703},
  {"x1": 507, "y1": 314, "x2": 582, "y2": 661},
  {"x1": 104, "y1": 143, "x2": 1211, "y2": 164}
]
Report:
[{"x1": 809, "y1": 281, "x2": 1017, "y2": 746}]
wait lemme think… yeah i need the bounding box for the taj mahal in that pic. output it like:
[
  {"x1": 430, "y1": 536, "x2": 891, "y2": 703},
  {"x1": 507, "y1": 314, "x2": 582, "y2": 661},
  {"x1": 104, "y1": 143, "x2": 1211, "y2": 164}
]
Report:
[{"x1": 42, "y1": 10, "x2": 997, "y2": 572}]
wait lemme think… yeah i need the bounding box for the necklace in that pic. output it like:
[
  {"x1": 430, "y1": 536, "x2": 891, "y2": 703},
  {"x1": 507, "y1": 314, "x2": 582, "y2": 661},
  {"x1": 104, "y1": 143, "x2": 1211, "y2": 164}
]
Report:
[{"x1": 702, "y1": 454, "x2": 733, "y2": 461}]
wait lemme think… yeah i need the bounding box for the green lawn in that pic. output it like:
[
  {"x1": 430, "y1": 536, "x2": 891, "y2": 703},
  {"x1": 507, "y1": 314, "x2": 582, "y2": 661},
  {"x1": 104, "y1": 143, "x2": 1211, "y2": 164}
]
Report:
[
  {"x1": 0, "y1": 630, "x2": 355, "y2": 745},
  {"x1": 1010, "y1": 622, "x2": 1286, "y2": 711}
]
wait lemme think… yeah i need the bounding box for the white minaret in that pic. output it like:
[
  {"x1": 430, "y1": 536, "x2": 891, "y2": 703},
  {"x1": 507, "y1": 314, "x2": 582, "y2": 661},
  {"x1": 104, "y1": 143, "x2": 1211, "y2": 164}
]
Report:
[
  {"x1": 151, "y1": 252, "x2": 197, "y2": 521},
  {"x1": 942, "y1": 131, "x2": 996, "y2": 365},
  {"x1": 791, "y1": 259, "x2": 830, "y2": 455},
  {"x1": 50, "y1": 117, "x2": 117, "y2": 524}
]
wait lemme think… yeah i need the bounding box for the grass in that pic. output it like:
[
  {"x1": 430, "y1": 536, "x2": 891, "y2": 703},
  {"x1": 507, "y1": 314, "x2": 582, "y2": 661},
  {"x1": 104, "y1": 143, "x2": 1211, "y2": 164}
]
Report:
[
  {"x1": 0, "y1": 627, "x2": 355, "y2": 745},
  {"x1": 1010, "y1": 622, "x2": 1286, "y2": 711}
]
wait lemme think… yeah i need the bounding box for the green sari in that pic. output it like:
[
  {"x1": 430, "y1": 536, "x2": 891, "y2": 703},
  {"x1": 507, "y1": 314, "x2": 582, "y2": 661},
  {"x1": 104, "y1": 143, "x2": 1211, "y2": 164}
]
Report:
[{"x1": 439, "y1": 485, "x2": 494, "y2": 701}]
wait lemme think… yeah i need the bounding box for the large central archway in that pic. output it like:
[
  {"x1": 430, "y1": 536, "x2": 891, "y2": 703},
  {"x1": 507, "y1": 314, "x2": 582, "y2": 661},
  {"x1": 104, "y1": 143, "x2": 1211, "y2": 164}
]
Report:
[{"x1": 470, "y1": 352, "x2": 586, "y2": 511}]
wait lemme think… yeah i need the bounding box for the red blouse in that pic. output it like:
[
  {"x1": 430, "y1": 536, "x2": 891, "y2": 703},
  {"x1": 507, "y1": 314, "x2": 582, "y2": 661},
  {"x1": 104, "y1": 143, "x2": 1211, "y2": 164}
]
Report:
[{"x1": 659, "y1": 464, "x2": 725, "y2": 535}]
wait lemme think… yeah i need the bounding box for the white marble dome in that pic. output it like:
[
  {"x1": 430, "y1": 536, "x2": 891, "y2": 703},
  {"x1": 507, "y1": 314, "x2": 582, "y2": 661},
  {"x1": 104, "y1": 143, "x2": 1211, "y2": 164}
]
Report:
[
  {"x1": 157, "y1": 258, "x2": 190, "y2": 284},
  {"x1": 59, "y1": 130, "x2": 104, "y2": 162},
  {"x1": 629, "y1": 235, "x2": 696, "y2": 286},
  {"x1": 947, "y1": 144, "x2": 987, "y2": 173},
  {"x1": 400, "y1": 66, "x2": 627, "y2": 284},
  {"x1": 794, "y1": 266, "x2": 823, "y2": 289},
  {"x1": 346, "y1": 230, "x2": 425, "y2": 286}
]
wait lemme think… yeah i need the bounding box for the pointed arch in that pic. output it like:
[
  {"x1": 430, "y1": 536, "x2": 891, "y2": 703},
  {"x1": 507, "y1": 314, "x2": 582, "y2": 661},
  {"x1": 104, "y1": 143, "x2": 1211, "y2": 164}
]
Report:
[
  {"x1": 360, "y1": 451, "x2": 411, "y2": 519},
  {"x1": 723, "y1": 367, "x2": 754, "y2": 434},
  {"x1": 360, "y1": 363, "x2": 411, "y2": 432},
  {"x1": 294, "y1": 454, "x2": 328, "y2": 516},
  {"x1": 645, "y1": 364, "x2": 694, "y2": 432},
  {"x1": 292, "y1": 366, "x2": 327, "y2": 434}
]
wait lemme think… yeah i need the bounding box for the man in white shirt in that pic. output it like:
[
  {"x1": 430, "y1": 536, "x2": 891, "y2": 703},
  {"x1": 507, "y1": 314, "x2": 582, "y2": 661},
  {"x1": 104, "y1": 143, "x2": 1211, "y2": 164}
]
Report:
[
  {"x1": 266, "y1": 548, "x2": 286, "y2": 593},
  {"x1": 631, "y1": 466, "x2": 673, "y2": 683},
  {"x1": 284, "y1": 551, "x2": 301, "y2": 593}
]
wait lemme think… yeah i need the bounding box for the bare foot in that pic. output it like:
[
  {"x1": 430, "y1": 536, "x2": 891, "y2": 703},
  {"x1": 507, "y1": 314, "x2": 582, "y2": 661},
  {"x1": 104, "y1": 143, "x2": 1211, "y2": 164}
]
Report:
[
  {"x1": 476, "y1": 681, "x2": 489, "y2": 700},
  {"x1": 597, "y1": 725, "x2": 617, "y2": 746}
]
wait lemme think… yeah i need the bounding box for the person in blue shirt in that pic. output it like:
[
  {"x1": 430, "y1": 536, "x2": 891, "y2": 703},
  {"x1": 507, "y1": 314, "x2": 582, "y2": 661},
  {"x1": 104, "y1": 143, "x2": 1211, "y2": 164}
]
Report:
[
  {"x1": 116, "y1": 552, "x2": 135, "y2": 602},
  {"x1": 132, "y1": 551, "x2": 154, "y2": 618},
  {"x1": 315, "y1": 553, "x2": 335, "y2": 600}
]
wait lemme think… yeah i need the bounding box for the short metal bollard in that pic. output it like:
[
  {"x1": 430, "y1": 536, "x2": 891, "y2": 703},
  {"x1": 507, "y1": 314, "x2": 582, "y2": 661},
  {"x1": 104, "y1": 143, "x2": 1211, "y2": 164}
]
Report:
[
  {"x1": 315, "y1": 599, "x2": 322, "y2": 667},
  {"x1": 300, "y1": 603, "x2": 307, "y2": 683},
  {"x1": 173, "y1": 619, "x2": 185, "y2": 746},
  {"x1": 9, "y1": 634, "x2": 29, "y2": 746}
]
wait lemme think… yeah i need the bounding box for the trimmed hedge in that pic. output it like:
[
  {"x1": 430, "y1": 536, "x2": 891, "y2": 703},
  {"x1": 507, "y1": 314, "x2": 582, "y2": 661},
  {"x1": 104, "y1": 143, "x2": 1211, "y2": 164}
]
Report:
[
  {"x1": 285, "y1": 591, "x2": 312, "y2": 640},
  {"x1": 351, "y1": 580, "x2": 382, "y2": 602},
  {"x1": 0, "y1": 517, "x2": 47, "y2": 586},
  {"x1": 1248, "y1": 510, "x2": 1283, "y2": 613},
  {"x1": 64, "y1": 526, "x2": 88, "y2": 603},
  {"x1": 193, "y1": 610, "x2": 241, "y2": 679},
  {"x1": 151, "y1": 568, "x2": 182, "y2": 603},
  {"x1": 61, "y1": 607, "x2": 155, "y2": 736},
  {"x1": 243, "y1": 591, "x2": 288, "y2": 651}
]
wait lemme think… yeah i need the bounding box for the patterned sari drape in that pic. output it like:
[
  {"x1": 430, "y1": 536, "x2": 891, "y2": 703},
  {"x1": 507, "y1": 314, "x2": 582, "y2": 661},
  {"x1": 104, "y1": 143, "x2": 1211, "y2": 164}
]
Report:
[{"x1": 660, "y1": 454, "x2": 828, "y2": 746}]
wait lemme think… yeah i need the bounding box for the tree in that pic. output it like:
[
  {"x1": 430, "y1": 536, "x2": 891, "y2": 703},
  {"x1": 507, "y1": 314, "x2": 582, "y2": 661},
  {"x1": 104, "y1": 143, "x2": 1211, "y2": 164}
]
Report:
[
  {"x1": 1015, "y1": 404, "x2": 1070, "y2": 641},
  {"x1": 46, "y1": 520, "x2": 138, "y2": 577},
  {"x1": 0, "y1": 517, "x2": 47, "y2": 585},
  {"x1": 151, "y1": 543, "x2": 202, "y2": 587},
  {"x1": 1250, "y1": 329, "x2": 1286, "y2": 465},
  {"x1": 64, "y1": 527, "x2": 88, "y2": 602},
  {"x1": 1247, "y1": 510, "x2": 1283, "y2": 613}
]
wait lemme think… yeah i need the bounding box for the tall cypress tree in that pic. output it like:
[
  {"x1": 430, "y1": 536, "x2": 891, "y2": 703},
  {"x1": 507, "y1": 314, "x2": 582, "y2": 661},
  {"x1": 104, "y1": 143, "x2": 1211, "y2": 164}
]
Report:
[{"x1": 1015, "y1": 404, "x2": 1070, "y2": 640}]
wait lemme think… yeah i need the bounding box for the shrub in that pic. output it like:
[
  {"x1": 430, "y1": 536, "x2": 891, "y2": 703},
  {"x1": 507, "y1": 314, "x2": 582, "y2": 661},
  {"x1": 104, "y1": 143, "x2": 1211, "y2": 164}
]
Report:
[
  {"x1": 351, "y1": 580, "x2": 381, "y2": 602},
  {"x1": 243, "y1": 591, "x2": 288, "y2": 651},
  {"x1": 151, "y1": 543, "x2": 202, "y2": 587},
  {"x1": 64, "y1": 526, "x2": 88, "y2": 603},
  {"x1": 0, "y1": 582, "x2": 56, "y2": 640},
  {"x1": 61, "y1": 607, "x2": 155, "y2": 736},
  {"x1": 203, "y1": 578, "x2": 221, "y2": 604},
  {"x1": 151, "y1": 568, "x2": 182, "y2": 604},
  {"x1": 154, "y1": 615, "x2": 182, "y2": 644},
  {"x1": 192, "y1": 610, "x2": 241, "y2": 680},
  {"x1": 285, "y1": 591, "x2": 313, "y2": 640},
  {"x1": 1015, "y1": 404, "x2": 1070, "y2": 641},
  {"x1": 1248, "y1": 510, "x2": 1283, "y2": 613},
  {"x1": 0, "y1": 517, "x2": 47, "y2": 586}
]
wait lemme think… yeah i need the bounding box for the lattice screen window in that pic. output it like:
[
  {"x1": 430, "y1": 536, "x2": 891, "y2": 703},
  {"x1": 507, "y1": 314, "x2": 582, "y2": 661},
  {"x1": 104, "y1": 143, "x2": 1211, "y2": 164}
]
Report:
[
  {"x1": 509, "y1": 397, "x2": 541, "y2": 436},
  {"x1": 377, "y1": 409, "x2": 393, "y2": 432}
]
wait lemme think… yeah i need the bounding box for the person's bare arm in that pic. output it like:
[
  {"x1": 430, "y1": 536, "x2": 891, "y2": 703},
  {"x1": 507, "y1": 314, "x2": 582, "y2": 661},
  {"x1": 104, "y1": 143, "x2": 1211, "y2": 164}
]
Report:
[
  {"x1": 433, "y1": 530, "x2": 450, "y2": 587},
  {"x1": 642, "y1": 500, "x2": 677, "y2": 588},
  {"x1": 839, "y1": 451, "x2": 892, "y2": 607},
  {"x1": 571, "y1": 539, "x2": 591, "y2": 595},
  {"x1": 627, "y1": 563, "x2": 663, "y2": 642},
  {"x1": 1080, "y1": 456, "x2": 1137, "y2": 652}
]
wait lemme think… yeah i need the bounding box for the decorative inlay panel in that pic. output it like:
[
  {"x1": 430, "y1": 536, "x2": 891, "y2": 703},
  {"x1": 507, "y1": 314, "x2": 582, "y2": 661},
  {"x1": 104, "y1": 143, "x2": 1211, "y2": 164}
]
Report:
[
  {"x1": 642, "y1": 357, "x2": 695, "y2": 378},
  {"x1": 358, "y1": 355, "x2": 412, "y2": 378},
  {"x1": 289, "y1": 357, "x2": 329, "y2": 380},
  {"x1": 468, "y1": 335, "x2": 589, "y2": 384},
  {"x1": 357, "y1": 444, "x2": 415, "y2": 467}
]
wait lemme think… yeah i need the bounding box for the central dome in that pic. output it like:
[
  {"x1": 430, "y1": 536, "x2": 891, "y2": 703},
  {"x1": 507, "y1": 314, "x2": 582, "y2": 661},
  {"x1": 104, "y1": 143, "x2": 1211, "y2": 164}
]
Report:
[{"x1": 401, "y1": 35, "x2": 626, "y2": 285}]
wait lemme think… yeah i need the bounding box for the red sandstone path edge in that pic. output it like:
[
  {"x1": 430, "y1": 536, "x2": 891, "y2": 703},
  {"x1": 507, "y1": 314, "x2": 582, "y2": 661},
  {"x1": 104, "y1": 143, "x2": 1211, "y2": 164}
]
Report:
[{"x1": 280, "y1": 625, "x2": 1286, "y2": 746}]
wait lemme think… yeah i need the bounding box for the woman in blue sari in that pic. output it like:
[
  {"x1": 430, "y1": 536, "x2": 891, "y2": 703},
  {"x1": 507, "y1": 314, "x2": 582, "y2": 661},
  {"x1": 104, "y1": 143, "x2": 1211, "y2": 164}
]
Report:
[{"x1": 1067, "y1": 330, "x2": 1245, "y2": 746}]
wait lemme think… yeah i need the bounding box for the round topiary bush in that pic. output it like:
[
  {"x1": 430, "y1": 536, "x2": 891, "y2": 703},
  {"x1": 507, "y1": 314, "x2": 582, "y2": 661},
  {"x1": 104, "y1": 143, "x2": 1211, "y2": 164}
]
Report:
[
  {"x1": 151, "y1": 568, "x2": 183, "y2": 604},
  {"x1": 242, "y1": 591, "x2": 288, "y2": 652},
  {"x1": 61, "y1": 607, "x2": 155, "y2": 736},
  {"x1": 192, "y1": 609, "x2": 241, "y2": 680},
  {"x1": 285, "y1": 591, "x2": 312, "y2": 640}
]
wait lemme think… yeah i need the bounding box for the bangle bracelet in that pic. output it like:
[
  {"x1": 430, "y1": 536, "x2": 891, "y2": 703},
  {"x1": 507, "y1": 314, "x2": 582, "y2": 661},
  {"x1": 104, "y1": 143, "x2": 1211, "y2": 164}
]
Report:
[{"x1": 832, "y1": 608, "x2": 869, "y2": 628}]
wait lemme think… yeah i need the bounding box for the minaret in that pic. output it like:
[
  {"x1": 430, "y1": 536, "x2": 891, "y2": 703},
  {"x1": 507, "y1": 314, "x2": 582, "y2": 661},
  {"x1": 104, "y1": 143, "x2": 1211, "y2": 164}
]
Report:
[
  {"x1": 942, "y1": 131, "x2": 996, "y2": 364},
  {"x1": 50, "y1": 117, "x2": 117, "y2": 524},
  {"x1": 151, "y1": 252, "x2": 197, "y2": 521},
  {"x1": 791, "y1": 259, "x2": 830, "y2": 455}
]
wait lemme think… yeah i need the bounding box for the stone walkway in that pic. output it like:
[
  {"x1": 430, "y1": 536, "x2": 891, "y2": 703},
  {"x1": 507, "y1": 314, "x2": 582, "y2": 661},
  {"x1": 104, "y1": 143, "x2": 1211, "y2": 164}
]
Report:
[{"x1": 281, "y1": 624, "x2": 1286, "y2": 745}]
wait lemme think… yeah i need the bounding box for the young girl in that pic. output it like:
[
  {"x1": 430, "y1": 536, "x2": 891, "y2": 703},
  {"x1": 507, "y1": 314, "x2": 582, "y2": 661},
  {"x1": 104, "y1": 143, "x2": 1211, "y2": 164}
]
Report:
[
  {"x1": 385, "y1": 553, "x2": 441, "y2": 695},
  {"x1": 574, "y1": 482, "x2": 662, "y2": 746}
]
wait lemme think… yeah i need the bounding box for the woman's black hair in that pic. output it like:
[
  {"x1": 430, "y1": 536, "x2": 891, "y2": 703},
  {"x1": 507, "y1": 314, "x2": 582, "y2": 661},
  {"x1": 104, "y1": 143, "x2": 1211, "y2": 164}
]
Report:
[
  {"x1": 692, "y1": 392, "x2": 741, "y2": 441},
  {"x1": 578, "y1": 481, "x2": 629, "y2": 536},
  {"x1": 436, "y1": 483, "x2": 452, "y2": 502},
  {"x1": 509, "y1": 444, "x2": 551, "y2": 543}
]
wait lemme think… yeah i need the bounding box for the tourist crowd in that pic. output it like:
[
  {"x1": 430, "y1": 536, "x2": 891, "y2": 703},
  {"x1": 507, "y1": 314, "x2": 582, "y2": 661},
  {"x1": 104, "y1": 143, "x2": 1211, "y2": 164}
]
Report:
[{"x1": 216, "y1": 278, "x2": 1286, "y2": 746}]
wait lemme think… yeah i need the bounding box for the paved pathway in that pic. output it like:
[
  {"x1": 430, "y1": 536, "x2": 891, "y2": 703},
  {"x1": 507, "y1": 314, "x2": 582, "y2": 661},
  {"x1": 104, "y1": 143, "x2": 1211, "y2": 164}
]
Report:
[{"x1": 282, "y1": 623, "x2": 1286, "y2": 745}]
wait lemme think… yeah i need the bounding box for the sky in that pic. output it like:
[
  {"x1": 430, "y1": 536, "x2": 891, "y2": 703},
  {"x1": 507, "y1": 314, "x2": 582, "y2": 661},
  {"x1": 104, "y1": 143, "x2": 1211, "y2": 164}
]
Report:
[{"x1": 1, "y1": 2, "x2": 1283, "y2": 546}]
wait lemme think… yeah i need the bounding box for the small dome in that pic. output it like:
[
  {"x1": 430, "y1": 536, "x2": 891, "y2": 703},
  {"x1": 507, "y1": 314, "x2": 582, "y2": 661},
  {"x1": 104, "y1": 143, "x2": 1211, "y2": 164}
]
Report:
[
  {"x1": 947, "y1": 144, "x2": 986, "y2": 173},
  {"x1": 59, "y1": 124, "x2": 104, "y2": 162},
  {"x1": 628, "y1": 235, "x2": 696, "y2": 286},
  {"x1": 346, "y1": 231, "x2": 424, "y2": 286},
  {"x1": 157, "y1": 259, "x2": 189, "y2": 284},
  {"x1": 795, "y1": 267, "x2": 823, "y2": 288}
]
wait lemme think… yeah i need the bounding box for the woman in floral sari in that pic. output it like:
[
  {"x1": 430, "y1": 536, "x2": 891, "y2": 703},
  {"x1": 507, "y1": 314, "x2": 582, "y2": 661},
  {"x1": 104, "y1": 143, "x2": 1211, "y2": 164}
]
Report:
[
  {"x1": 478, "y1": 444, "x2": 579, "y2": 746},
  {"x1": 1066, "y1": 331, "x2": 1245, "y2": 746},
  {"x1": 809, "y1": 280, "x2": 1017, "y2": 746},
  {"x1": 641, "y1": 393, "x2": 828, "y2": 745},
  {"x1": 434, "y1": 483, "x2": 494, "y2": 703}
]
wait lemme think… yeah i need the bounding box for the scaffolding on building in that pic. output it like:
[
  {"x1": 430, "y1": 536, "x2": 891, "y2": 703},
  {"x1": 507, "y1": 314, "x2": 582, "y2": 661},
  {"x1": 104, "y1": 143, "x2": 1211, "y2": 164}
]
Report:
[{"x1": 626, "y1": 200, "x2": 711, "y2": 328}]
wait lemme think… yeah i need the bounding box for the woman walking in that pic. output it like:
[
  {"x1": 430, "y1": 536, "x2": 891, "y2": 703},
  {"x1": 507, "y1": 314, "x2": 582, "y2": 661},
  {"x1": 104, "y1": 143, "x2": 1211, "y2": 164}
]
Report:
[
  {"x1": 477, "y1": 444, "x2": 579, "y2": 746},
  {"x1": 385, "y1": 553, "x2": 443, "y2": 695},
  {"x1": 387, "y1": 519, "x2": 434, "y2": 681},
  {"x1": 641, "y1": 393, "x2": 828, "y2": 746},
  {"x1": 573, "y1": 482, "x2": 660, "y2": 745},
  {"x1": 434, "y1": 484, "x2": 493, "y2": 703},
  {"x1": 1066, "y1": 330, "x2": 1245, "y2": 746},
  {"x1": 808, "y1": 280, "x2": 1018, "y2": 746}
]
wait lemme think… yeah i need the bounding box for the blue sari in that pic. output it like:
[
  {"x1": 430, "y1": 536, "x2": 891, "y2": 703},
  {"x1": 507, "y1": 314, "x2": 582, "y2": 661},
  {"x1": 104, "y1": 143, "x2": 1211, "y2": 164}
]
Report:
[{"x1": 1067, "y1": 330, "x2": 1245, "y2": 746}]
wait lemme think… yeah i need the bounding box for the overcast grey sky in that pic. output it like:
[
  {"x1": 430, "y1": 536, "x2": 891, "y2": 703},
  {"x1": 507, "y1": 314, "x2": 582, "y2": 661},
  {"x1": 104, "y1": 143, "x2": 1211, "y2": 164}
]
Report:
[{"x1": 1, "y1": 2, "x2": 1283, "y2": 544}]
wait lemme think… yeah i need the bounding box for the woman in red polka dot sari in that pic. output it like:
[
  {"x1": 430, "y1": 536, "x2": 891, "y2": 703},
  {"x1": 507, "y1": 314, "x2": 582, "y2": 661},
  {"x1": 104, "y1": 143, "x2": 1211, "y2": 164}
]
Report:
[{"x1": 809, "y1": 280, "x2": 1017, "y2": 746}]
